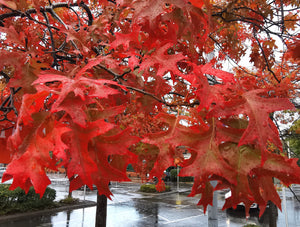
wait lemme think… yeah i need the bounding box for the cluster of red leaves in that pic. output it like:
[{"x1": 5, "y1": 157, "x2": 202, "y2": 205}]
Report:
[{"x1": 0, "y1": 0, "x2": 299, "y2": 217}]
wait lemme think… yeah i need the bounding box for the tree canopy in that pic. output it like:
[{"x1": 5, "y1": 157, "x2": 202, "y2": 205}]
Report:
[{"x1": 0, "y1": 0, "x2": 299, "y2": 216}]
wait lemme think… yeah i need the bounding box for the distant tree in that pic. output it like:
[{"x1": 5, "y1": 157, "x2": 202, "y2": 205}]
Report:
[
  {"x1": 289, "y1": 138, "x2": 300, "y2": 159},
  {"x1": 287, "y1": 118, "x2": 300, "y2": 161}
]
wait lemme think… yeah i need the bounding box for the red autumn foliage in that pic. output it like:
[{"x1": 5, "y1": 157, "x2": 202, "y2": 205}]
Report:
[{"x1": 0, "y1": 0, "x2": 299, "y2": 216}]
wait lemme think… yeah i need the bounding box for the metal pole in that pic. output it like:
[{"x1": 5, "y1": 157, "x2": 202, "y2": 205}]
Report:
[
  {"x1": 282, "y1": 186, "x2": 289, "y2": 227},
  {"x1": 82, "y1": 208, "x2": 85, "y2": 227},
  {"x1": 83, "y1": 185, "x2": 86, "y2": 201},
  {"x1": 177, "y1": 165, "x2": 179, "y2": 192},
  {"x1": 208, "y1": 181, "x2": 218, "y2": 227}
]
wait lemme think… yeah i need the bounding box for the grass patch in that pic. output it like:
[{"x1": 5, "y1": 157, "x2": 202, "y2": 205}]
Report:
[
  {"x1": 59, "y1": 196, "x2": 79, "y2": 204},
  {"x1": 140, "y1": 184, "x2": 171, "y2": 193}
]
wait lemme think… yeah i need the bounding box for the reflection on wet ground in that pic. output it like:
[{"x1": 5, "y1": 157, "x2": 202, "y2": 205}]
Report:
[
  {"x1": 1, "y1": 196, "x2": 300, "y2": 227},
  {"x1": 1, "y1": 177, "x2": 300, "y2": 227},
  {"x1": 225, "y1": 205, "x2": 277, "y2": 227}
]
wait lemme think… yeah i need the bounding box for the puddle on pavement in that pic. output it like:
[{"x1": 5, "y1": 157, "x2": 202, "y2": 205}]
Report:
[
  {"x1": 134, "y1": 192, "x2": 194, "y2": 206},
  {"x1": 224, "y1": 198, "x2": 300, "y2": 227},
  {"x1": 225, "y1": 205, "x2": 277, "y2": 227},
  {"x1": 1, "y1": 189, "x2": 300, "y2": 226}
]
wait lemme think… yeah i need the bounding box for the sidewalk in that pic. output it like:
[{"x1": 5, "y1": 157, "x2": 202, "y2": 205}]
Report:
[{"x1": 0, "y1": 200, "x2": 96, "y2": 224}]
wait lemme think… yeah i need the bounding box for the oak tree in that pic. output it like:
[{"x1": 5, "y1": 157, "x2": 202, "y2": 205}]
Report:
[{"x1": 0, "y1": 0, "x2": 299, "y2": 218}]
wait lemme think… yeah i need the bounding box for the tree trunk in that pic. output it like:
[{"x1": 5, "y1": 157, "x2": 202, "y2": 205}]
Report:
[
  {"x1": 268, "y1": 201, "x2": 278, "y2": 227},
  {"x1": 66, "y1": 169, "x2": 74, "y2": 198},
  {"x1": 95, "y1": 194, "x2": 107, "y2": 227},
  {"x1": 68, "y1": 190, "x2": 72, "y2": 198}
]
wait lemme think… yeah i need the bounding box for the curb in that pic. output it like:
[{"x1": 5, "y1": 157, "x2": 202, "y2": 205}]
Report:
[
  {"x1": 135, "y1": 189, "x2": 191, "y2": 197},
  {"x1": 0, "y1": 200, "x2": 97, "y2": 224}
]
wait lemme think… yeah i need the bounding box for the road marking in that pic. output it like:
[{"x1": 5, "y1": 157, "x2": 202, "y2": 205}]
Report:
[
  {"x1": 175, "y1": 204, "x2": 190, "y2": 209},
  {"x1": 162, "y1": 214, "x2": 205, "y2": 224},
  {"x1": 158, "y1": 215, "x2": 171, "y2": 222},
  {"x1": 131, "y1": 214, "x2": 156, "y2": 221}
]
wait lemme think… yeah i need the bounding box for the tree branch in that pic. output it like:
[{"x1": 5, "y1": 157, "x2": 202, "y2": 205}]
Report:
[{"x1": 253, "y1": 27, "x2": 281, "y2": 83}]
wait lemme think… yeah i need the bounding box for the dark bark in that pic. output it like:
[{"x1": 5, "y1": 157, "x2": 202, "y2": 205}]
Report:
[
  {"x1": 268, "y1": 201, "x2": 278, "y2": 227},
  {"x1": 95, "y1": 194, "x2": 107, "y2": 227}
]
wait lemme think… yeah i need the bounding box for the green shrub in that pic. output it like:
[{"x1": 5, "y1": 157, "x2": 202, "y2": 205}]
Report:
[
  {"x1": 0, "y1": 184, "x2": 56, "y2": 215},
  {"x1": 170, "y1": 169, "x2": 178, "y2": 182},
  {"x1": 59, "y1": 196, "x2": 79, "y2": 204},
  {"x1": 170, "y1": 169, "x2": 194, "y2": 182},
  {"x1": 140, "y1": 184, "x2": 171, "y2": 193},
  {"x1": 243, "y1": 224, "x2": 260, "y2": 227}
]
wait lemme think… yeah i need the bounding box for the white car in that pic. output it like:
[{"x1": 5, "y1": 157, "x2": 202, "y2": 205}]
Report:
[
  {"x1": 0, "y1": 167, "x2": 6, "y2": 178},
  {"x1": 225, "y1": 191, "x2": 259, "y2": 209}
]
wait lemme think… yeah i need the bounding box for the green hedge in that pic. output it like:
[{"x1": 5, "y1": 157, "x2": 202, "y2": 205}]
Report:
[
  {"x1": 170, "y1": 169, "x2": 194, "y2": 182},
  {"x1": 140, "y1": 184, "x2": 171, "y2": 193},
  {"x1": 0, "y1": 184, "x2": 56, "y2": 215}
]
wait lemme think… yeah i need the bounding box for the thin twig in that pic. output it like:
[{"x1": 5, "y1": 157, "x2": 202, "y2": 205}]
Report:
[
  {"x1": 288, "y1": 186, "x2": 300, "y2": 203},
  {"x1": 253, "y1": 27, "x2": 281, "y2": 83}
]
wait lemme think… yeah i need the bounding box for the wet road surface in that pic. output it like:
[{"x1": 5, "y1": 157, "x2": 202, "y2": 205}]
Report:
[{"x1": 1, "y1": 174, "x2": 300, "y2": 227}]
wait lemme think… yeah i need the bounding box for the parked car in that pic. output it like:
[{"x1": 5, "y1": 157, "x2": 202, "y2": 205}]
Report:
[
  {"x1": 225, "y1": 191, "x2": 259, "y2": 209},
  {"x1": 0, "y1": 167, "x2": 6, "y2": 178},
  {"x1": 162, "y1": 166, "x2": 176, "y2": 181}
]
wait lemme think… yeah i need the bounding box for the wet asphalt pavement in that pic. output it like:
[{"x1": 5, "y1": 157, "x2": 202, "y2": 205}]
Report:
[{"x1": 1, "y1": 174, "x2": 300, "y2": 227}]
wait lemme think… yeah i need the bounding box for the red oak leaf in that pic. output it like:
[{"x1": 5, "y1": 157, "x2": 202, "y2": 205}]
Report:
[
  {"x1": 142, "y1": 113, "x2": 179, "y2": 180},
  {"x1": 2, "y1": 114, "x2": 58, "y2": 196},
  {"x1": 0, "y1": 26, "x2": 25, "y2": 46},
  {"x1": 0, "y1": 0, "x2": 16, "y2": 9},
  {"x1": 189, "y1": 0, "x2": 204, "y2": 8},
  {"x1": 220, "y1": 143, "x2": 262, "y2": 215},
  {"x1": 180, "y1": 64, "x2": 227, "y2": 110},
  {"x1": 34, "y1": 74, "x2": 124, "y2": 126},
  {"x1": 201, "y1": 63, "x2": 235, "y2": 83},
  {"x1": 139, "y1": 43, "x2": 186, "y2": 76},
  {"x1": 209, "y1": 89, "x2": 296, "y2": 162},
  {"x1": 248, "y1": 175, "x2": 281, "y2": 217},
  {"x1": 189, "y1": 178, "x2": 214, "y2": 213},
  {"x1": 169, "y1": 120, "x2": 237, "y2": 186},
  {"x1": 110, "y1": 25, "x2": 141, "y2": 50},
  {"x1": 64, "y1": 120, "x2": 115, "y2": 191},
  {"x1": 0, "y1": 128, "x2": 13, "y2": 164},
  {"x1": 287, "y1": 35, "x2": 300, "y2": 60},
  {"x1": 132, "y1": 0, "x2": 169, "y2": 23},
  {"x1": 70, "y1": 127, "x2": 140, "y2": 198},
  {"x1": 221, "y1": 143, "x2": 300, "y2": 217},
  {"x1": 155, "y1": 179, "x2": 166, "y2": 192}
]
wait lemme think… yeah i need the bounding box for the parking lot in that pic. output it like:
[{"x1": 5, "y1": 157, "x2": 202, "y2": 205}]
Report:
[{"x1": 0, "y1": 173, "x2": 299, "y2": 226}]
